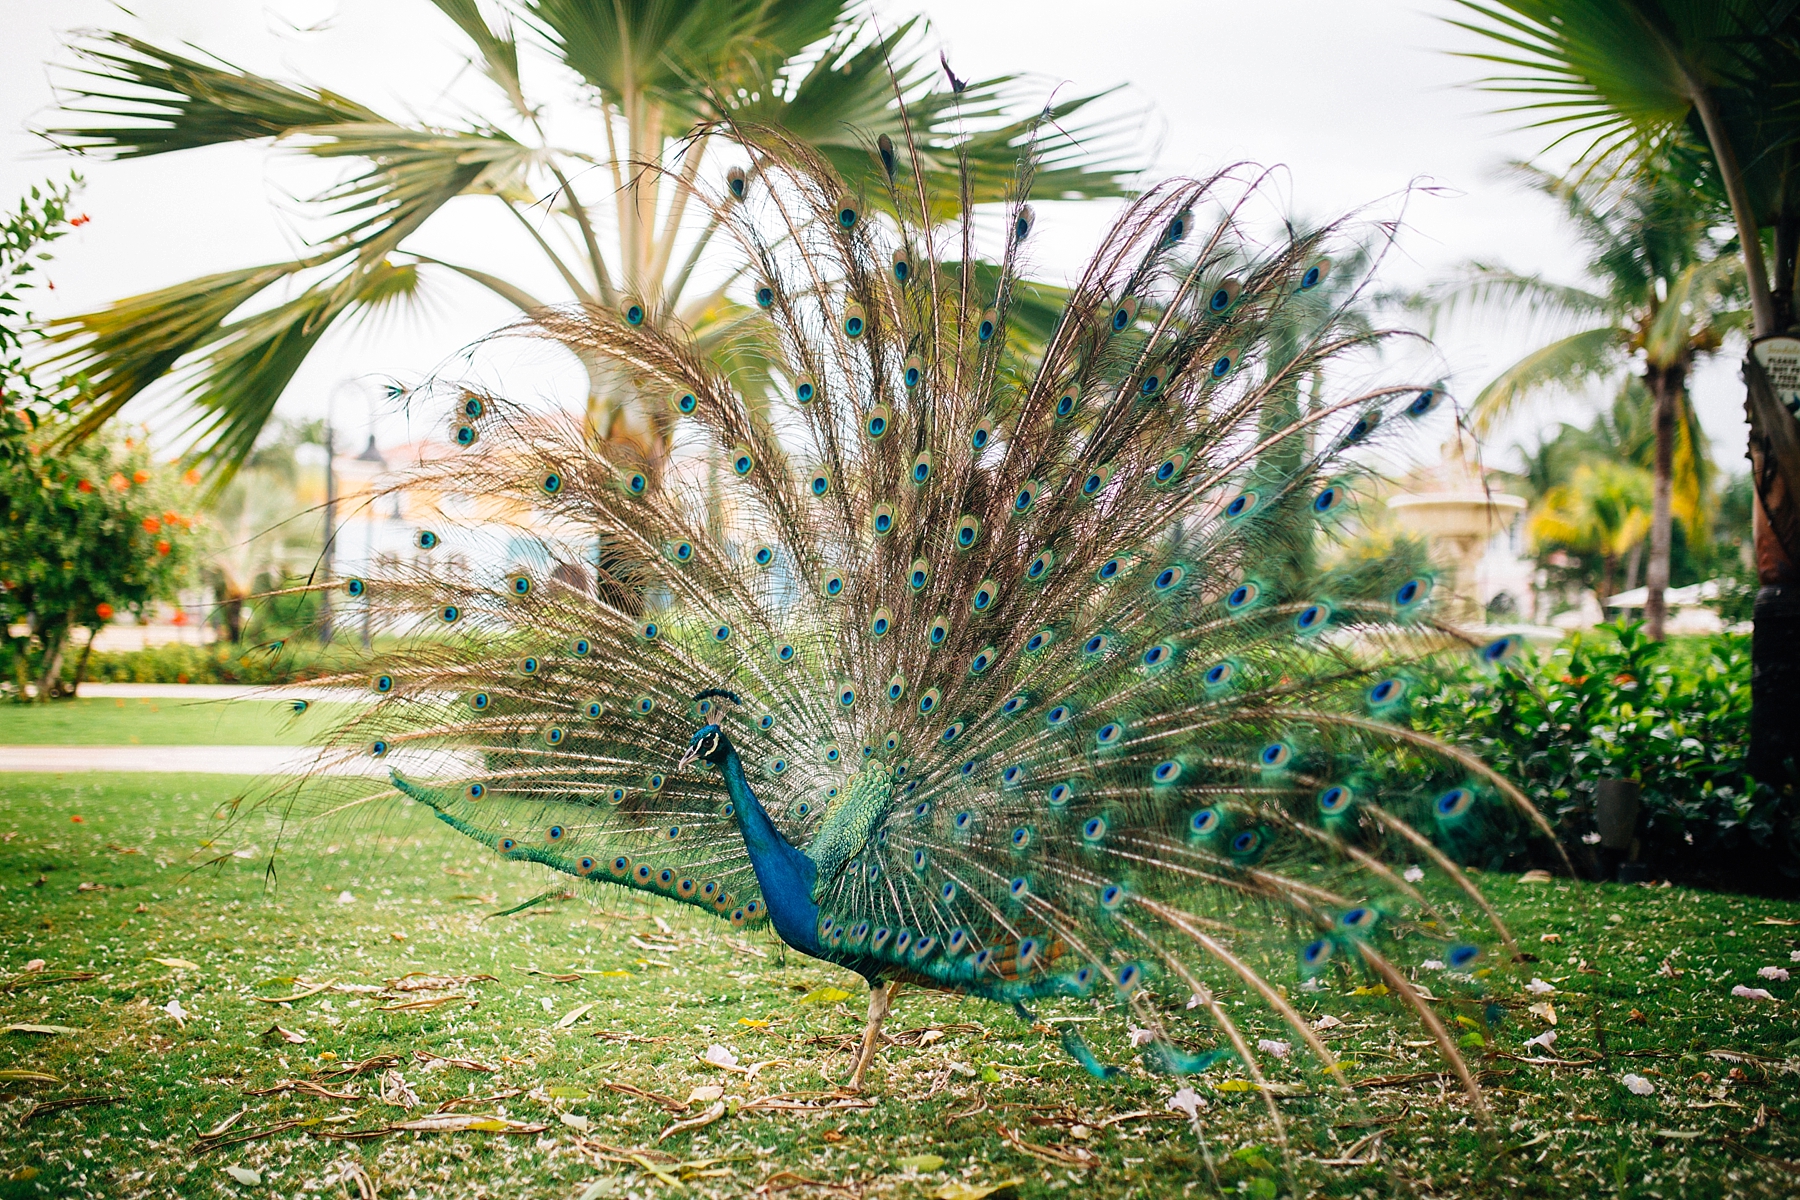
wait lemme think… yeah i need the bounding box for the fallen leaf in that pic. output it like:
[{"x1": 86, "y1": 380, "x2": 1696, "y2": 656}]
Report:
[
  {"x1": 258, "y1": 1023, "x2": 308, "y2": 1045},
  {"x1": 897, "y1": 1153, "x2": 945, "y2": 1172},
  {"x1": 224, "y1": 1165, "x2": 261, "y2": 1185},
  {"x1": 1216, "y1": 1079, "x2": 1255, "y2": 1092},
  {"x1": 686, "y1": 1085, "x2": 724, "y2": 1105},
  {"x1": 151, "y1": 957, "x2": 202, "y2": 971},
  {"x1": 560, "y1": 1112, "x2": 592, "y2": 1132},
  {"x1": 0, "y1": 1070, "x2": 60, "y2": 1085},
  {"x1": 797, "y1": 986, "x2": 853, "y2": 1006},
  {"x1": 554, "y1": 1002, "x2": 596, "y2": 1029},
  {"x1": 1528, "y1": 1002, "x2": 1558, "y2": 1026},
  {"x1": 658, "y1": 1100, "x2": 727, "y2": 1141},
  {"x1": 1350, "y1": 984, "x2": 1389, "y2": 997},
  {"x1": 1519, "y1": 870, "x2": 1553, "y2": 883},
  {"x1": 5, "y1": 1024, "x2": 80, "y2": 1036},
  {"x1": 388, "y1": 1113, "x2": 547, "y2": 1134},
  {"x1": 738, "y1": 1018, "x2": 771, "y2": 1028},
  {"x1": 929, "y1": 1178, "x2": 1023, "y2": 1200}
]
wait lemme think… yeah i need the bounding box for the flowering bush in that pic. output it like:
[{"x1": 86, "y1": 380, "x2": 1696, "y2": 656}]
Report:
[
  {"x1": 0, "y1": 434, "x2": 199, "y2": 699},
  {"x1": 1408, "y1": 623, "x2": 1794, "y2": 893}
]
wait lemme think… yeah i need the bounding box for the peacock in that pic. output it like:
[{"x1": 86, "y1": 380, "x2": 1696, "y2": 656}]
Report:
[{"x1": 277, "y1": 109, "x2": 1560, "y2": 1114}]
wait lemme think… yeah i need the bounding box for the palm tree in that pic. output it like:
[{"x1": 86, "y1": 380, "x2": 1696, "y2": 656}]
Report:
[
  {"x1": 40, "y1": 4, "x2": 1136, "y2": 476},
  {"x1": 1445, "y1": 0, "x2": 1800, "y2": 784},
  {"x1": 1415, "y1": 165, "x2": 1745, "y2": 639},
  {"x1": 1530, "y1": 459, "x2": 1655, "y2": 609}
]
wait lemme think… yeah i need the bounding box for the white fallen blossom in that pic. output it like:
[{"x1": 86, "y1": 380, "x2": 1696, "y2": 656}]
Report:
[
  {"x1": 702, "y1": 1044, "x2": 739, "y2": 1068},
  {"x1": 1757, "y1": 966, "x2": 1790, "y2": 982},
  {"x1": 1301, "y1": 977, "x2": 1324, "y2": 992},
  {"x1": 1421, "y1": 960, "x2": 1445, "y2": 971},
  {"x1": 1622, "y1": 1073, "x2": 1655, "y2": 1096},
  {"x1": 336, "y1": 891, "x2": 356, "y2": 905},
  {"x1": 1732, "y1": 985, "x2": 1776, "y2": 1001},
  {"x1": 1791, "y1": 950, "x2": 1800, "y2": 963},
  {"x1": 1526, "y1": 978, "x2": 1556, "y2": 995},
  {"x1": 1403, "y1": 866, "x2": 1425, "y2": 883},
  {"x1": 163, "y1": 998, "x2": 188, "y2": 1025},
  {"x1": 1523, "y1": 1029, "x2": 1557, "y2": 1051},
  {"x1": 1166, "y1": 1087, "x2": 1207, "y2": 1118},
  {"x1": 1128, "y1": 1027, "x2": 1156, "y2": 1047},
  {"x1": 1256, "y1": 1038, "x2": 1291, "y2": 1059},
  {"x1": 1186, "y1": 993, "x2": 1205, "y2": 1010},
  {"x1": 1312, "y1": 1014, "x2": 1344, "y2": 1031}
]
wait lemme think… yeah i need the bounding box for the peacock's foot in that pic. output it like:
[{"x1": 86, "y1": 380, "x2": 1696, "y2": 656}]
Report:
[{"x1": 845, "y1": 979, "x2": 901, "y2": 1093}]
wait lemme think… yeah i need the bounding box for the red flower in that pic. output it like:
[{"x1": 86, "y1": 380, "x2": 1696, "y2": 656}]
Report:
[
  {"x1": 77, "y1": 479, "x2": 94, "y2": 493},
  {"x1": 182, "y1": 468, "x2": 202, "y2": 486},
  {"x1": 142, "y1": 517, "x2": 162, "y2": 534},
  {"x1": 109, "y1": 473, "x2": 129, "y2": 491},
  {"x1": 70, "y1": 214, "x2": 90, "y2": 227},
  {"x1": 132, "y1": 470, "x2": 150, "y2": 485},
  {"x1": 156, "y1": 539, "x2": 172, "y2": 556},
  {"x1": 70, "y1": 815, "x2": 84, "y2": 824},
  {"x1": 95, "y1": 602, "x2": 114, "y2": 620}
]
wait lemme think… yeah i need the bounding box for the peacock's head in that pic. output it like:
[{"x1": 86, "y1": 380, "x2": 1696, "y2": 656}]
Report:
[{"x1": 678, "y1": 723, "x2": 732, "y2": 772}]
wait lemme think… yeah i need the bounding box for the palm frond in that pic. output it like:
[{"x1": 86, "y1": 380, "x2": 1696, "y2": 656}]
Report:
[
  {"x1": 521, "y1": 0, "x2": 843, "y2": 128},
  {"x1": 427, "y1": 0, "x2": 530, "y2": 119},
  {"x1": 1469, "y1": 325, "x2": 1628, "y2": 431},
  {"x1": 44, "y1": 33, "x2": 383, "y2": 157},
  {"x1": 44, "y1": 260, "x2": 316, "y2": 437},
  {"x1": 302, "y1": 123, "x2": 542, "y2": 262},
  {"x1": 177, "y1": 260, "x2": 430, "y2": 480}
]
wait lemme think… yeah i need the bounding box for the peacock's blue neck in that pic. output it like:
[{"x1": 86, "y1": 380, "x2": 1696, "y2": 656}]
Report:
[{"x1": 719, "y1": 748, "x2": 823, "y2": 955}]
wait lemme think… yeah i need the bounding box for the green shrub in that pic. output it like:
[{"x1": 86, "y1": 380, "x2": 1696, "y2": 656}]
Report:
[{"x1": 1410, "y1": 622, "x2": 1796, "y2": 893}]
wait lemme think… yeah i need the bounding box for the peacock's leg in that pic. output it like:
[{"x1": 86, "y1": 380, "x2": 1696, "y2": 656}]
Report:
[{"x1": 847, "y1": 980, "x2": 901, "y2": 1092}]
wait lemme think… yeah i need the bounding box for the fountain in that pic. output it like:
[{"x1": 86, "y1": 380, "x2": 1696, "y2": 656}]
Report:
[{"x1": 1386, "y1": 434, "x2": 1527, "y2": 624}]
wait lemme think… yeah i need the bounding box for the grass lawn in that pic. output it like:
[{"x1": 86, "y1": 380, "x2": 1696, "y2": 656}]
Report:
[
  {"x1": 0, "y1": 700, "x2": 353, "y2": 746},
  {"x1": 0, "y1": 771, "x2": 1796, "y2": 1199}
]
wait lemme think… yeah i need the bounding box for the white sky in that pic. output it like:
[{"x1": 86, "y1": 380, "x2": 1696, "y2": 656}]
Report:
[{"x1": 0, "y1": 0, "x2": 1752, "y2": 475}]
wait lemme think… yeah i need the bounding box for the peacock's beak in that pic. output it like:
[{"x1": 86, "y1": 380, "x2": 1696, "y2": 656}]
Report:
[{"x1": 676, "y1": 743, "x2": 701, "y2": 773}]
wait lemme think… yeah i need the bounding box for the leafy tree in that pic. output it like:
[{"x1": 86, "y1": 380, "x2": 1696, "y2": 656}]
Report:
[
  {"x1": 204, "y1": 420, "x2": 328, "y2": 642},
  {"x1": 0, "y1": 175, "x2": 80, "y2": 458},
  {"x1": 0, "y1": 434, "x2": 200, "y2": 701},
  {"x1": 40, "y1": 6, "x2": 1136, "y2": 476},
  {"x1": 1414, "y1": 165, "x2": 1744, "y2": 638},
  {"x1": 1529, "y1": 458, "x2": 1655, "y2": 606}
]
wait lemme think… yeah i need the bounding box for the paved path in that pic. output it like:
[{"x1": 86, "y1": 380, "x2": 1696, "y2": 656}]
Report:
[
  {"x1": 76, "y1": 683, "x2": 357, "y2": 701},
  {"x1": 0, "y1": 745, "x2": 476, "y2": 777}
]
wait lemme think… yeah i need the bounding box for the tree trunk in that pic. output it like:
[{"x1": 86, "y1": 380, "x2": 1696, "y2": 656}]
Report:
[
  {"x1": 1644, "y1": 363, "x2": 1684, "y2": 640},
  {"x1": 222, "y1": 592, "x2": 246, "y2": 643},
  {"x1": 34, "y1": 617, "x2": 70, "y2": 703},
  {"x1": 1746, "y1": 307, "x2": 1800, "y2": 789},
  {"x1": 72, "y1": 627, "x2": 97, "y2": 695},
  {"x1": 1599, "y1": 554, "x2": 1616, "y2": 616}
]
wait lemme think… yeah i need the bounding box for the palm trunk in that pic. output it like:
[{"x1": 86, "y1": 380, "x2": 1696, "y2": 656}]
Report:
[
  {"x1": 1643, "y1": 364, "x2": 1684, "y2": 640},
  {"x1": 1598, "y1": 555, "x2": 1616, "y2": 617}
]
